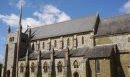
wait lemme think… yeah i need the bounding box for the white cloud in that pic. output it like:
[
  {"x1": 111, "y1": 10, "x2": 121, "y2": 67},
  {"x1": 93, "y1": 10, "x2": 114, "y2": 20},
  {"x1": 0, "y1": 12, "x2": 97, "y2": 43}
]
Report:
[
  {"x1": 0, "y1": 4, "x2": 71, "y2": 31},
  {"x1": 23, "y1": 18, "x2": 42, "y2": 28},
  {"x1": 0, "y1": 14, "x2": 19, "y2": 27},
  {"x1": 0, "y1": 13, "x2": 41, "y2": 30},
  {"x1": 17, "y1": 0, "x2": 26, "y2": 9},
  {"x1": 33, "y1": 5, "x2": 71, "y2": 25},
  {"x1": 121, "y1": 1, "x2": 130, "y2": 13}
]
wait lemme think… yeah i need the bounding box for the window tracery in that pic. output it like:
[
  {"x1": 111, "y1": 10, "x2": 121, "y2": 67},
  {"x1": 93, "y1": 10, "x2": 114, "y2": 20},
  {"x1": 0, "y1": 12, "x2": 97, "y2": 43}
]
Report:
[
  {"x1": 43, "y1": 62, "x2": 48, "y2": 73},
  {"x1": 73, "y1": 60, "x2": 79, "y2": 68},
  {"x1": 57, "y1": 61, "x2": 62, "y2": 72}
]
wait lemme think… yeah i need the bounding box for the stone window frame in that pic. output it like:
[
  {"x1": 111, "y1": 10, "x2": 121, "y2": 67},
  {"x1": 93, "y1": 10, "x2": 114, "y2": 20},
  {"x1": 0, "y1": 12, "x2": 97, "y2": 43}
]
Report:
[
  {"x1": 73, "y1": 60, "x2": 79, "y2": 68},
  {"x1": 82, "y1": 36, "x2": 84, "y2": 44},
  {"x1": 42, "y1": 42, "x2": 45, "y2": 49},
  {"x1": 43, "y1": 61, "x2": 48, "y2": 73},
  {"x1": 95, "y1": 60, "x2": 101, "y2": 74},
  {"x1": 67, "y1": 38, "x2": 70, "y2": 46},
  {"x1": 54, "y1": 40, "x2": 57, "y2": 47},
  {"x1": 31, "y1": 62, "x2": 35, "y2": 73},
  {"x1": 128, "y1": 37, "x2": 130, "y2": 42},
  {"x1": 73, "y1": 37, "x2": 78, "y2": 48},
  {"x1": 31, "y1": 43, "x2": 35, "y2": 51},
  {"x1": 60, "y1": 39, "x2": 64, "y2": 49},
  {"x1": 47, "y1": 40, "x2": 51, "y2": 50},
  {"x1": 9, "y1": 37, "x2": 14, "y2": 42},
  {"x1": 57, "y1": 61, "x2": 63, "y2": 73},
  {"x1": 128, "y1": 65, "x2": 130, "y2": 75},
  {"x1": 20, "y1": 63, "x2": 24, "y2": 73}
]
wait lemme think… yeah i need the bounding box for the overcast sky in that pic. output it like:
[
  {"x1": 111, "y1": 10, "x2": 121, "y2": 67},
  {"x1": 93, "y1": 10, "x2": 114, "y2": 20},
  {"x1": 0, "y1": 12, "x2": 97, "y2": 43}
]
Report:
[{"x1": 0, "y1": 0, "x2": 130, "y2": 63}]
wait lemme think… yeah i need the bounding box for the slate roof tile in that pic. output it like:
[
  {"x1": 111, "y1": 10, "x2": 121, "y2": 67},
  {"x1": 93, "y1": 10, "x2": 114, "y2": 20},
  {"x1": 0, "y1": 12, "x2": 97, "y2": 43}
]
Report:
[
  {"x1": 19, "y1": 44, "x2": 116, "y2": 61},
  {"x1": 96, "y1": 13, "x2": 130, "y2": 36},
  {"x1": 31, "y1": 15, "x2": 97, "y2": 40}
]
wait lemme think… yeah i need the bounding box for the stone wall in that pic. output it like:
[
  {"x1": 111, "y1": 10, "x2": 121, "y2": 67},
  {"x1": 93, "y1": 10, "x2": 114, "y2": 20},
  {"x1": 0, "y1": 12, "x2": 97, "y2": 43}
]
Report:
[
  {"x1": 70, "y1": 57, "x2": 85, "y2": 77},
  {"x1": 18, "y1": 61, "x2": 26, "y2": 77},
  {"x1": 89, "y1": 59, "x2": 111, "y2": 77},
  {"x1": 31, "y1": 32, "x2": 94, "y2": 52},
  {"x1": 95, "y1": 34, "x2": 130, "y2": 52},
  {"x1": 95, "y1": 34, "x2": 130, "y2": 77},
  {"x1": 18, "y1": 57, "x2": 86, "y2": 77},
  {"x1": 118, "y1": 54, "x2": 130, "y2": 77}
]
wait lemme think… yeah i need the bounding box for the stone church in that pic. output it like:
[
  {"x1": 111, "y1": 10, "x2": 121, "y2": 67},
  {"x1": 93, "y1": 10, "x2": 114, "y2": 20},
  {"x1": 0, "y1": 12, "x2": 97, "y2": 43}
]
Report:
[{"x1": 1, "y1": 9, "x2": 130, "y2": 77}]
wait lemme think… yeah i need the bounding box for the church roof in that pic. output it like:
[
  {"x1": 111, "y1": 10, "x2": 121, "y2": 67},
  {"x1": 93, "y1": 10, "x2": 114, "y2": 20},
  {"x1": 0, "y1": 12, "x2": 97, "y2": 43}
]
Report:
[
  {"x1": 84, "y1": 44, "x2": 115, "y2": 58},
  {"x1": 30, "y1": 13, "x2": 130, "y2": 40},
  {"x1": 31, "y1": 15, "x2": 97, "y2": 40},
  {"x1": 19, "y1": 44, "x2": 116, "y2": 61},
  {"x1": 28, "y1": 13, "x2": 130, "y2": 40},
  {"x1": 96, "y1": 13, "x2": 130, "y2": 36}
]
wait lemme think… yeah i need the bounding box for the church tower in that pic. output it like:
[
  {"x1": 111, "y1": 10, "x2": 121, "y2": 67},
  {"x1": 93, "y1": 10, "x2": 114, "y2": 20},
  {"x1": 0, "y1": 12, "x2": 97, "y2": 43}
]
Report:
[{"x1": 2, "y1": 7, "x2": 28, "y2": 77}]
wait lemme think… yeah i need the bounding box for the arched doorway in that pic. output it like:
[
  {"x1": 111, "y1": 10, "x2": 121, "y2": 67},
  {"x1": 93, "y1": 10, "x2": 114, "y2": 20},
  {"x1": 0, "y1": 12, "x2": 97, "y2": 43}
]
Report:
[
  {"x1": 6, "y1": 70, "x2": 10, "y2": 77},
  {"x1": 73, "y1": 72, "x2": 79, "y2": 77}
]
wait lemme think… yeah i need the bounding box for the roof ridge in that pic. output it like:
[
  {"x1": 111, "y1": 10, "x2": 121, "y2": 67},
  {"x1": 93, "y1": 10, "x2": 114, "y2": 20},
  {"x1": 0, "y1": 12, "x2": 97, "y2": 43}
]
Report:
[
  {"x1": 102, "y1": 13, "x2": 130, "y2": 20},
  {"x1": 31, "y1": 14, "x2": 97, "y2": 29}
]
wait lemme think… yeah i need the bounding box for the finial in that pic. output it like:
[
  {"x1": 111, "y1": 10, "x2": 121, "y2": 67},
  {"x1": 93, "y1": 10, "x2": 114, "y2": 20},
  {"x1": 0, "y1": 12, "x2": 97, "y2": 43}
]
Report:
[
  {"x1": 28, "y1": 25, "x2": 31, "y2": 36},
  {"x1": 8, "y1": 25, "x2": 11, "y2": 33},
  {"x1": 19, "y1": 5, "x2": 23, "y2": 32},
  {"x1": 96, "y1": 11, "x2": 99, "y2": 17}
]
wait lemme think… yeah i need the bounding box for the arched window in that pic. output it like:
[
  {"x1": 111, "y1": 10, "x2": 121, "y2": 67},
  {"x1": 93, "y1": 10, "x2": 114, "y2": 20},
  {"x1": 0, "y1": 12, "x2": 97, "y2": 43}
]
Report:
[
  {"x1": 57, "y1": 61, "x2": 62, "y2": 72},
  {"x1": 82, "y1": 36, "x2": 84, "y2": 44},
  {"x1": 96, "y1": 60, "x2": 100, "y2": 74},
  {"x1": 60, "y1": 40, "x2": 64, "y2": 49},
  {"x1": 67, "y1": 38, "x2": 70, "y2": 46},
  {"x1": 43, "y1": 62, "x2": 48, "y2": 73},
  {"x1": 42, "y1": 42, "x2": 45, "y2": 49},
  {"x1": 73, "y1": 60, "x2": 79, "y2": 68},
  {"x1": 73, "y1": 37, "x2": 78, "y2": 48},
  {"x1": 31, "y1": 62, "x2": 35, "y2": 73},
  {"x1": 54, "y1": 40, "x2": 57, "y2": 47},
  {"x1": 9, "y1": 37, "x2": 14, "y2": 42},
  {"x1": 32, "y1": 43, "x2": 35, "y2": 50},
  {"x1": 20, "y1": 63, "x2": 24, "y2": 73}
]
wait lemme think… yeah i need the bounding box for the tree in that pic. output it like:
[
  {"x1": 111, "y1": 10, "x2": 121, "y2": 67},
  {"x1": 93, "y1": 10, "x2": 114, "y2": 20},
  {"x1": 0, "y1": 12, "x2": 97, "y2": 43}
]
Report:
[{"x1": 0, "y1": 64, "x2": 2, "y2": 77}]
